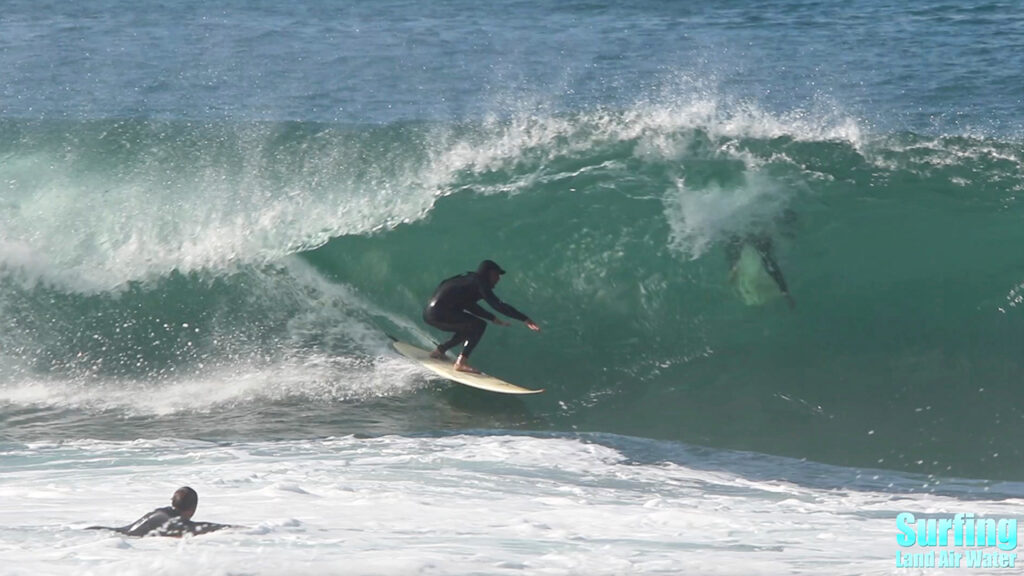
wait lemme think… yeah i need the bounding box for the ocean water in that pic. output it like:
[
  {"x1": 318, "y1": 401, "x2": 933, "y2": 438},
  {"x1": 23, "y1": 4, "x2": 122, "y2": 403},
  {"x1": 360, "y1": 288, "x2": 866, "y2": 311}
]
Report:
[{"x1": 2, "y1": 1, "x2": 1024, "y2": 574}]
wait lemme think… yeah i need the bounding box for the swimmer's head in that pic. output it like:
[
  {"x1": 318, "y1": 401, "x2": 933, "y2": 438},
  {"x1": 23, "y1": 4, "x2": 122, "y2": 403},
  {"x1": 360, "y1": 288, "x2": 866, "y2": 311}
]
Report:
[{"x1": 172, "y1": 486, "x2": 198, "y2": 520}]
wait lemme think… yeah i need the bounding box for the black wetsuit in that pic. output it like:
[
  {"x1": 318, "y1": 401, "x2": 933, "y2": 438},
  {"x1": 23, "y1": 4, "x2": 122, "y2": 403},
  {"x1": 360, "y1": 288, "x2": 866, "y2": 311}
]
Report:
[
  {"x1": 423, "y1": 267, "x2": 528, "y2": 358},
  {"x1": 726, "y1": 233, "x2": 791, "y2": 295},
  {"x1": 87, "y1": 506, "x2": 233, "y2": 537}
]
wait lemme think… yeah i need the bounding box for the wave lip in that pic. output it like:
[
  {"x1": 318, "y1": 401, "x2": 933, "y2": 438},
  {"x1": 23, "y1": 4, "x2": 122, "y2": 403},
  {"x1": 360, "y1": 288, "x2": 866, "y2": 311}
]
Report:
[{"x1": 0, "y1": 120, "x2": 446, "y2": 290}]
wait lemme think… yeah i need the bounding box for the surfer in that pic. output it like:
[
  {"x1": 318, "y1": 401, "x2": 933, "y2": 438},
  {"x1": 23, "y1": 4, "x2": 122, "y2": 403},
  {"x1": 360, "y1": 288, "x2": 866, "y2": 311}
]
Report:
[
  {"x1": 726, "y1": 232, "x2": 796, "y2": 309},
  {"x1": 423, "y1": 259, "x2": 541, "y2": 374},
  {"x1": 86, "y1": 486, "x2": 235, "y2": 537}
]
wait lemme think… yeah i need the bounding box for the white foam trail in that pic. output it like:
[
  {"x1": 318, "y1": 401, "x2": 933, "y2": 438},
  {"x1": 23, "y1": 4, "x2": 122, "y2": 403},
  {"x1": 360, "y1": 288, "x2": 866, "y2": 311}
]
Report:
[
  {"x1": 0, "y1": 257, "x2": 437, "y2": 415},
  {"x1": 0, "y1": 355, "x2": 423, "y2": 416},
  {"x1": 2, "y1": 434, "x2": 1021, "y2": 575}
]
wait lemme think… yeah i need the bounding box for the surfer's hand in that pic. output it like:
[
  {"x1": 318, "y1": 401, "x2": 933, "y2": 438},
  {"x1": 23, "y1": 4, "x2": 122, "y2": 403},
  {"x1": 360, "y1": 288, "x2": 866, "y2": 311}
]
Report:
[{"x1": 525, "y1": 320, "x2": 541, "y2": 332}]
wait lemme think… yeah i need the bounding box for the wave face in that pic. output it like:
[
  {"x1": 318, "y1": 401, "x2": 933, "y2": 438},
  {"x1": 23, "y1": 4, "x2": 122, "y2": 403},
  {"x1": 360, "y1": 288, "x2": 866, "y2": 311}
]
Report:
[{"x1": 2, "y1": 105, "x2": 1022, "y2": 481}]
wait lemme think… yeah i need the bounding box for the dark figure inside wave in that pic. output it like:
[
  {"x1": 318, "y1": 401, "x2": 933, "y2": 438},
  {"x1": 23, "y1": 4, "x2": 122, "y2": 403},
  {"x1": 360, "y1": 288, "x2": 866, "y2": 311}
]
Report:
[
  {"x1": 86, "y1": 486, "x2": 235, "y2": 537},
  {"x1": 726, "y1": 232, "x2": 796, "y2": 309},
  {"x1": 724, "y1": 209, "x2": 798, "y2": 309}
]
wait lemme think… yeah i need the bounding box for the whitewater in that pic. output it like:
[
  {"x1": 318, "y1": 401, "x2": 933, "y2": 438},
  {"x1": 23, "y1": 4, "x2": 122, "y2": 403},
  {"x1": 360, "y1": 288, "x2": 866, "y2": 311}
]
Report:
[{"x1": 2, "y1": 1, "x2": 1024, "y2": 574}]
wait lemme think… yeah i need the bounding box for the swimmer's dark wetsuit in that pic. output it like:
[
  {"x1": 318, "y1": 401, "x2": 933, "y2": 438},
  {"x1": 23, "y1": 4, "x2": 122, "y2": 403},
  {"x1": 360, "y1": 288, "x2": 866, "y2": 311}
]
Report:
[
  {"x1": 726, "y1": 233, "x2": 791, "y2": 295},
  {"x1": 423, "y1": 261, "x2": 529, "y2": 358},
  {"x1": 87, "y1": 507, "x2": 233, "y2": 537}
]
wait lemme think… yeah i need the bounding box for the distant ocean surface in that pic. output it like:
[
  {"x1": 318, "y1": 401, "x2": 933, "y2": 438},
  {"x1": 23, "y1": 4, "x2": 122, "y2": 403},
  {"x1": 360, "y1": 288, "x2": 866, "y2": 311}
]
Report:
[{"x1": 2, "y1": 1, "x2": 1023, "y2": 574}]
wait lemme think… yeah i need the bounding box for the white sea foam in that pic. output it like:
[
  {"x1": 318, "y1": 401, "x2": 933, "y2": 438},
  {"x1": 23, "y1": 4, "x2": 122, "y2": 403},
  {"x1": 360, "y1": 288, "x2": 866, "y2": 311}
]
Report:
[
  {"x1": 2, "y1": 434, "x2": 1020, "y2": 576},
  {"x1": 0, "y1": 253, "x2": 445, "y2": 415},
  {"x1": 0, "y1": 124, "x2": 442, "y2": 292},
  {"x1": 662, "y1": 171, "x2": 789, "y2": 260},
  {"x1": 0, "y1": 353, "x2": 423, "y2": 416},
  {"x1": 0, "y1": 88, "x2": 867, "y2": 293}
]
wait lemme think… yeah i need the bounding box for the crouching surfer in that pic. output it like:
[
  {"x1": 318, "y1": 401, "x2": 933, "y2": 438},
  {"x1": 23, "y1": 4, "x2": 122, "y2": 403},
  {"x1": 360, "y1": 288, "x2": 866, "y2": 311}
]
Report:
[{"x1": 423, "y1": 259, "x2": 541, "y2": 374}]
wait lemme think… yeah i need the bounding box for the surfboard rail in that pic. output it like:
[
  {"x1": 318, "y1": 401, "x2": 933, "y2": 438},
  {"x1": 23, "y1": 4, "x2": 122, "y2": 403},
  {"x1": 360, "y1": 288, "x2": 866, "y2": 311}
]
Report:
[{"x1": 390, "y1": 338, "x2": 544, "y2": 395}]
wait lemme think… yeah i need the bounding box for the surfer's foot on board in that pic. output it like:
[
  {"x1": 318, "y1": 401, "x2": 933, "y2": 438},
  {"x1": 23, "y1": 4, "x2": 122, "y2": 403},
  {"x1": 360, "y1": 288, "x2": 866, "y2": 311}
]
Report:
[
  {"x1": 453, "y1": 355, "x2": 481, "y2": 374},
  {"x1": 429, "y1": 347, "x2": 450, "y2": 360}
]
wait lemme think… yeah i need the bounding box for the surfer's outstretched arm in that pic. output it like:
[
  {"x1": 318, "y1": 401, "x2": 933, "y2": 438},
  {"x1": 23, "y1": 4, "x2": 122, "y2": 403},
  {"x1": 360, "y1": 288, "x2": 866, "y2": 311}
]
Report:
[
  {"x1": 465, "y1": 302, "x2": 497, "y2": 322},
  {"x1": 761, "y1": 253, "x2": 789, "y2": 294},
  {"x1": 480, "y1": 282, "x2": 540, "y2": 330},
  {"x1": 757, "y1": 248, "x2": 795, "y2": 309}
]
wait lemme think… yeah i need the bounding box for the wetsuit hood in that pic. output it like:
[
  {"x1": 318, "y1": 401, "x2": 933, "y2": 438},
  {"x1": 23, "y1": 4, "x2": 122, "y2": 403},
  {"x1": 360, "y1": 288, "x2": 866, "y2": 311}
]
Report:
[{"x1": 477, "y1": 259, "x2": 506, "y2": 276}]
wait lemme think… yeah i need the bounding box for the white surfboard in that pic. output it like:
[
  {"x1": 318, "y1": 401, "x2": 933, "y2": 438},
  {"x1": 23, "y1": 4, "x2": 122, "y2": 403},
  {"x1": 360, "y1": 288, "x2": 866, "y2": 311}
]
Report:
[
  {"x1": 731, "y1": 242, "x2": 784, "y2": 306},
  {"x1": 391, "y1": 340, "x2": 544, "y2": 395}
]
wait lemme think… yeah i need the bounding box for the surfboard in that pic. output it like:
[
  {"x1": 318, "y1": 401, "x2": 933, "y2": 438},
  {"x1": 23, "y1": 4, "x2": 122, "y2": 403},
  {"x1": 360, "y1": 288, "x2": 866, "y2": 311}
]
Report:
[
  {"x1": 391, "y1": 340, "x2": 544, "y2": 395},
  {"x1": 731, "y1": 242, "x2": 784, "y2": 306}
]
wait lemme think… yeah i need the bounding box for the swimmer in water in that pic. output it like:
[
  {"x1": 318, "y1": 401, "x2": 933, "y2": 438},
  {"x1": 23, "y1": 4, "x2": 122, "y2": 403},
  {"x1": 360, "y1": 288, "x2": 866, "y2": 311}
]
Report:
[
  {"x1": 86, "y1": 486, "x2": 235, "y2": 537},
  {"x1": 726, "y1": 232, "x2": 796, "y2": 309}
]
